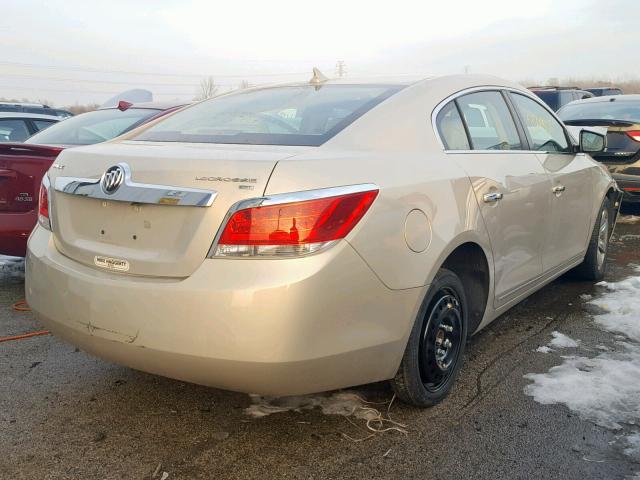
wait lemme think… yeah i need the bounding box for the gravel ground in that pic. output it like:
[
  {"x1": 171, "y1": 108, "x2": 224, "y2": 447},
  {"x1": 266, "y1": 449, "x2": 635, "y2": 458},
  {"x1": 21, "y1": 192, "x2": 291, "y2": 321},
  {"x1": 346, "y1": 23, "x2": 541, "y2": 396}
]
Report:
[{"x1": 1, "y1": 210, "x2": 639, "y2": 480}]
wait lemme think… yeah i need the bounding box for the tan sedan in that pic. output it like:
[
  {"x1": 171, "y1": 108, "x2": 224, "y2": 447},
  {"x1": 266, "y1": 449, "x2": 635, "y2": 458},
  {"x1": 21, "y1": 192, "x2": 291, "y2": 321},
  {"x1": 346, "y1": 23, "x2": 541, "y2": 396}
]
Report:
[{"x1": 26, "y1": 74, "x2": 620, "y2": 407}]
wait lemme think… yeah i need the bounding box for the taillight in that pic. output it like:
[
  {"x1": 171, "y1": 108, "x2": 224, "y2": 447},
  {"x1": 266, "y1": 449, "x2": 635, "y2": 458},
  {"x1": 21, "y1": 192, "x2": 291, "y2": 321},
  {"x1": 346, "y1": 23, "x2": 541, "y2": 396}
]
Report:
[
  {"x1": 38, "y1": 176, "x2": 51, "y2": 231},
  {"x1": 626, "y1": 131, "x2": 640, "y2": 142},
  {"x1": 211, "y1": 186, "x2": 378, "y2": 258}
]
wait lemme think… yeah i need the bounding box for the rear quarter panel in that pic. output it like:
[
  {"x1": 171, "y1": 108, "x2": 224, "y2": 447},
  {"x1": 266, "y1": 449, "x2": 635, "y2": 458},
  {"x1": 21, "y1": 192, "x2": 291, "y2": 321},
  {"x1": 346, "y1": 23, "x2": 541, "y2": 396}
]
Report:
[{"x1": 265, "y1": 77, "x2": 498, "y2": 296}]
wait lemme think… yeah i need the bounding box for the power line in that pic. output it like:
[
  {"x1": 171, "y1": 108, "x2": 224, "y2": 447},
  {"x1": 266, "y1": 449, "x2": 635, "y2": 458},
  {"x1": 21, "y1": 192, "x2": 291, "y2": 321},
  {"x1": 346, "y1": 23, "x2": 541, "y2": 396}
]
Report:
[
  {"x1": 0, "y1": 60, "x2": 309, "y2": 79},
  {"x1": 0, "y1": 84, "x2": 199, "y2": 96},
  {"x1": 0, "y1": 72, "x2": 202, "y2": 88}
]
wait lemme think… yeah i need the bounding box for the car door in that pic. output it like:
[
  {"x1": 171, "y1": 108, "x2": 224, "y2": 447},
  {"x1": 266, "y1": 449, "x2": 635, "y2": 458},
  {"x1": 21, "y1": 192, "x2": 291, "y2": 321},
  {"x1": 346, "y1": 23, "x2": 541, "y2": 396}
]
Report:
[
  {"x1": 436, "y1": 90, "x2": 552, "y2": 308},
  {"x1": 508, "y1": 92, "x2": 593, "y2": 272}
]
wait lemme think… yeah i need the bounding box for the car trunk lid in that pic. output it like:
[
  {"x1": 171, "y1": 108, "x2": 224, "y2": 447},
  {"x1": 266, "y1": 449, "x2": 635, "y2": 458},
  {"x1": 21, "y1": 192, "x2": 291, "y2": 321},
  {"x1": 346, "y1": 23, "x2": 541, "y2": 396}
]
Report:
[
  {"x1": 49, "y1": 141, "x2": 306, "y2": 277},
  {"x1": 565, "y1": 120, "x2": 640, "y2": 164},
  {"x1": 0, "y1": 143, "x2": 63, "y2": 213}
]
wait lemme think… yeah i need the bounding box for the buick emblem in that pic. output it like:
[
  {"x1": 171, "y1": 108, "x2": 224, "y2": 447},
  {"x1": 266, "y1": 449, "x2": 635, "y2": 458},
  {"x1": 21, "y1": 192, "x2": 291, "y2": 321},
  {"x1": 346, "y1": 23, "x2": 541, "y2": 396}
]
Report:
[{"x1": 101, "y1": 165, "x2": 125, "y2": 194}]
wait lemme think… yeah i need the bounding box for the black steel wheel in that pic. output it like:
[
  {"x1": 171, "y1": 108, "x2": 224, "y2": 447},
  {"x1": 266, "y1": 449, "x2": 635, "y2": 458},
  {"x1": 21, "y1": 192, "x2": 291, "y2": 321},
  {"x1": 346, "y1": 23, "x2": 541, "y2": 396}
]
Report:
[
  {"x1": 420, "y1": 288, "x2": 463, "y2": 393},
  {"x1": 391, "y1": 268, "x2": 468, "y2": 407}
]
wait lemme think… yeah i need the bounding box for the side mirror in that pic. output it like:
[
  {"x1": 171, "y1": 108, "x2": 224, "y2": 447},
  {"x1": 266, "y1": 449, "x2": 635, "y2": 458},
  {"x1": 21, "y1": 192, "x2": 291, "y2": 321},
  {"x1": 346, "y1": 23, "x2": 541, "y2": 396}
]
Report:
[{"x1": 579, "y1": 130, "x2": 606, "y2": 153}]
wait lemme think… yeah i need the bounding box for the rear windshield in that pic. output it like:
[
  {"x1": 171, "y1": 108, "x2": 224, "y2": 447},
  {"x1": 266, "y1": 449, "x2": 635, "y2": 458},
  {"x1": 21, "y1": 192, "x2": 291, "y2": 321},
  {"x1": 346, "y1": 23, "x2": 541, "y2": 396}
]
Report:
[
  {"x1": 25, "y1": 108, "x2": 159, "y2": 146},
  {"x1": 132, "y1": 84, "x2": 403, "y2": 146},
  {"x1": 558, "y1": 101, "x2": 640, "y2": 123}
]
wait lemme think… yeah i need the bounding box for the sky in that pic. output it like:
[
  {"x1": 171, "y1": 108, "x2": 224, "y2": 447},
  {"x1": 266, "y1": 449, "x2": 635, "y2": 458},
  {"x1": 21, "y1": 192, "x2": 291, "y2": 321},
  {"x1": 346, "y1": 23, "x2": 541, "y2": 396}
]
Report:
[{"x1": 1, "y1": 0, "x2": 639, "y2": 107}]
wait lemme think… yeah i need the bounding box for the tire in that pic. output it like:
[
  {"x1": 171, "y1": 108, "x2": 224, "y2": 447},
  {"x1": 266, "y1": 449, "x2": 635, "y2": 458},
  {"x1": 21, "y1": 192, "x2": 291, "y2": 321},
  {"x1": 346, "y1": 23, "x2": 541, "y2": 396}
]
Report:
[
  {"x1": 391, "y1": 268, "x2": 468, "y2": 407},
  {"x1": 573, "y1": 197, "x2": 612, "y2": 281}
]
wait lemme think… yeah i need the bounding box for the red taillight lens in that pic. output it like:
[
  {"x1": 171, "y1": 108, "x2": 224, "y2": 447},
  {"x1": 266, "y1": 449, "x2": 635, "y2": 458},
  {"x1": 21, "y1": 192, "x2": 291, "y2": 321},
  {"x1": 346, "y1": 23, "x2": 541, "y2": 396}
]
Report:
[
  {"x1": 38, "y1": 177, "x2": 51, "y2": 230},
  {"x1": 627, "y1": 131, "x2": 640, "y2": 142},
  {"x1": 214, "y1": 189, "x2": 378, "y2": 257}
]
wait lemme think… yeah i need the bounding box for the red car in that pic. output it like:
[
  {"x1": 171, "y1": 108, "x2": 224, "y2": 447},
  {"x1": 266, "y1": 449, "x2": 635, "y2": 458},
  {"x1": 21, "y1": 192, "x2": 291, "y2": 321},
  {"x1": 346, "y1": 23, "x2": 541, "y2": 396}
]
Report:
[{"x1": 0, "y1": 102, "x2": 185, "y2": 257}]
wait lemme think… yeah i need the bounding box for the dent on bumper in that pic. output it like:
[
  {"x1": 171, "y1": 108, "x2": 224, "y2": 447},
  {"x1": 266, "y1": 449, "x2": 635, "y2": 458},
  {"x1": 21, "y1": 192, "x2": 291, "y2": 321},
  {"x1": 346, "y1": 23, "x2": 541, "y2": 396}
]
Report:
[{"x1": 26, "y1": 227, "x2": 423, "y2": 395}]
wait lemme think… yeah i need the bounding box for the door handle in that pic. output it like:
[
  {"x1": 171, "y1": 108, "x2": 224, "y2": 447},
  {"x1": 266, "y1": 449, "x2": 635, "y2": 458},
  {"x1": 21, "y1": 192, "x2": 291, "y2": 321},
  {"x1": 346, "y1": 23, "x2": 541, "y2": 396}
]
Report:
[
  {"x1": 552, "y1": 185, "x2": 566, "y2": 194},
  {"x1": 483, "y1": 192, "x2": 504, "y2": 203}
]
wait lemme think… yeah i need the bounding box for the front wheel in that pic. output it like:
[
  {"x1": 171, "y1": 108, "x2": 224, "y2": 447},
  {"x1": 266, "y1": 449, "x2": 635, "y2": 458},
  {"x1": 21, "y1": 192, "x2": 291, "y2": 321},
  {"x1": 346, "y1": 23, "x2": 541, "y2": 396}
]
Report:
[
  {"x1": 391, "y1": 268, "x2": 468, "y2": 407},
  {"x1": 573, "y1": 197, "x2": 612, "y2": 281}
]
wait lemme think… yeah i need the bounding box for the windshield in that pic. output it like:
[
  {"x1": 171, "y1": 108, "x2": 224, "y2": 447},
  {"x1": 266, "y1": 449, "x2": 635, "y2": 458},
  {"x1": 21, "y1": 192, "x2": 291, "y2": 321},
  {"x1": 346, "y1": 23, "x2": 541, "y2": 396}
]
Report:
[
  {"x1": 132, "y1": 84, "x2": 403, "y2": 146},
  {"x1": 25, "y1": 108, "x2": 159, "y2": 146},
  {"x1": 558, "y1": 101, "x2": 640, "y2": 123}
]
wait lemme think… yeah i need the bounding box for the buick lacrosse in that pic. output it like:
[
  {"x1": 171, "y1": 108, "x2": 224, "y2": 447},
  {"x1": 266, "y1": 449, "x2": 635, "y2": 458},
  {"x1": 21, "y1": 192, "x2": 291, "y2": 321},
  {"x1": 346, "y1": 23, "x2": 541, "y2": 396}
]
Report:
[{"x1": 26, "y1": 73, "x2": 620, "y2": 406}]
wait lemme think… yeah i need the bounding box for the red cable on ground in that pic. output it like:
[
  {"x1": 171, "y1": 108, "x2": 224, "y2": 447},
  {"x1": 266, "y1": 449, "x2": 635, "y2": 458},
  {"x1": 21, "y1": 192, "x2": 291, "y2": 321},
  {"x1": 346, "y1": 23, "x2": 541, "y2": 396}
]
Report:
[
  {"x1": 1, "y1": 300, "x2": 50, "y2": 342},
  {"x1": 0, "y1": 330, "x2": 50, "y2": 343},
  {"x1": 12, "y1": 299, "x2": 31, "y2": 312}
]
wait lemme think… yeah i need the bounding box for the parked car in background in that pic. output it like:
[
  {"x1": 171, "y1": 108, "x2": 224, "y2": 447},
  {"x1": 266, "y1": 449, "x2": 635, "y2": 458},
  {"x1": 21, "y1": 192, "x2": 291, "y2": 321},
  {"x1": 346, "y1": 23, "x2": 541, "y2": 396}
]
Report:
[
  {"x1": 585, "y1": 87, "x2": 623, "y2": 97},
  {"x1": 529, "y1": 86, "x2": 594, "y2": 111},
  {"x1": 26, "y1": 74, "x2": 619, "y2": 408},
  {"x1": 559, "y1": 95, "x2": 640, "y2": 204},
  {"x1": 0, "y1": 102, "x2": 73, "y2": 119},
  {"x1": 0, "y1": 101, "x2": 184, "y2": 257},
  {"x1": 0, "y1": 112, "x2": 59, "y2": 143}
]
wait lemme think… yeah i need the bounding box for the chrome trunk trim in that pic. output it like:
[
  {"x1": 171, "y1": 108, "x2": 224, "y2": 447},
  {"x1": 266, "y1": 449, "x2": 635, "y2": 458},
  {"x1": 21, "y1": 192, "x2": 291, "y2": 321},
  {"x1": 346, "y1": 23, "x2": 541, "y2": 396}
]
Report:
[{"x1": 53, "y1": 163, "x2": 217, "y2": 207}]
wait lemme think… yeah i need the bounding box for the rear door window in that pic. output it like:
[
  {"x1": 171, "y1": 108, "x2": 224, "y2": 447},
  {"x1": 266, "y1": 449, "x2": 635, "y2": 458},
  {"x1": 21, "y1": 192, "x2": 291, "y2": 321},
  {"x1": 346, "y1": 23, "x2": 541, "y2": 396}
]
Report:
[
  {"x1": 0, "y1": 119, "x2": 31, "y2": 142},
  {"x1": 510, "y1": 93, "x2": 570, "y2": 152},
  {"x1": 456, "y1": 91, "x2": 523, "y2": 150},
  {"x1": 435, "y1": 101, "x2": 470, "y2": 150}
]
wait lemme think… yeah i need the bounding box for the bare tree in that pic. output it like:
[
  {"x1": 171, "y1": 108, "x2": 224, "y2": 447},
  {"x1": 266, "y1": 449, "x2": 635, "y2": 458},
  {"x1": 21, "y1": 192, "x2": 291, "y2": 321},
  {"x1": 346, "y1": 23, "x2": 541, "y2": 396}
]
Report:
[{"x1": 195, "y1": 76, "x2": 219, "y2": 100}]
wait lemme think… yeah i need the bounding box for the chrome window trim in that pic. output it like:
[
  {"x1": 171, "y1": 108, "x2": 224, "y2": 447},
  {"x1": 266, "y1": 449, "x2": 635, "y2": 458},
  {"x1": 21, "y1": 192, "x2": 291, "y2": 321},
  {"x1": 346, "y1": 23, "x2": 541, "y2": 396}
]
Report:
[
  {"x1": 431, "y1": 85, "x2": 575, "y2": 155},
  {"x1": 207, "y1": 183, "x2": 379, "y2": 259},
  {"x1": 54, "y1": 162, "x2": 217, "y2": 207}
]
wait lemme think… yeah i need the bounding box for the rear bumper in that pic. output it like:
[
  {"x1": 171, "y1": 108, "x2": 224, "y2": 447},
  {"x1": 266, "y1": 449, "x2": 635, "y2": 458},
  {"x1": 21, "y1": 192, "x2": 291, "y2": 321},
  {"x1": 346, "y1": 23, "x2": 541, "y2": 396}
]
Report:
[
  {"x1": 26, "y1": 226, "x2": 423, "y2": 395},
  {"x1": 613, "y1": 174, "x2": 640, "y2": 203},
  {"x1": 0, "y1": 211, "x2": 36, "y2": 257}
]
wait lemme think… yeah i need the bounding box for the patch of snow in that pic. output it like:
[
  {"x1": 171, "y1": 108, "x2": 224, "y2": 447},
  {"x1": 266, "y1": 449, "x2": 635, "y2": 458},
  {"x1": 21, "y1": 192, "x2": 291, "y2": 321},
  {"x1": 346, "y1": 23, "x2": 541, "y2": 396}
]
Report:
[
  {"x1": 618, "y1": 215, "x2": 640, "y2": 225},
  {"x1": 245, "y1": 392, "x2": 379, "y2": 420},
  {"x1": 617, "y1": 234, "x2": 640, "y2": 242},
  {"x1": 526, "y1": 272, "x2": 640, "y2": 463},
  {"x1": 625, "y1": 433, "x2": 640, "y2": 461},
  {"x1": 580, "y1": 294, "x2": 592, "y2": 301},
  {"x1": 525, "y1": 344, "x2": 640, "y2": 429},
  {"x1": 549, "y1": 331, "x2": 579, "y2": 348},
  {"x1": 536, "y1": 346, "x2": 553, "y2": 354},
  {"x1": 589, "y1": 275, "x2": 640, "y2": 342},
  {"x1": 0, "y1": 255, "x2": 25, "y2": 282}
]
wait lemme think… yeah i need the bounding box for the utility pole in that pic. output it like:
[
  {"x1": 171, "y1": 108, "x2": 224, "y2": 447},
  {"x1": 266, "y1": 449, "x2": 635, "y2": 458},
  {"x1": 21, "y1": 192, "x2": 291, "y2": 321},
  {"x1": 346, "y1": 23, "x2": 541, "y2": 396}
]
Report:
[{"x1": 336, "y1": 61, "x2": 346, "y2": 78}]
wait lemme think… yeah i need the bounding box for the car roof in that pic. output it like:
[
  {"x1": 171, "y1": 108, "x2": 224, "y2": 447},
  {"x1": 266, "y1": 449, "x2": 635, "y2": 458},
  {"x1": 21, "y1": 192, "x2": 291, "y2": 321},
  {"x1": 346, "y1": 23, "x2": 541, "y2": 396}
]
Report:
[
  {"x1": 236, "y1": 74, "x2": 525, "y2": 94},
  {"x1": 0, "y1": 112, "x2": 61, "y2": 120},
  {"x1": 98, "y1": 101, "x2": 187, "y2": 111},
  {"x1": 563, "y1": 94, "x2": 640, "y2": 105}
]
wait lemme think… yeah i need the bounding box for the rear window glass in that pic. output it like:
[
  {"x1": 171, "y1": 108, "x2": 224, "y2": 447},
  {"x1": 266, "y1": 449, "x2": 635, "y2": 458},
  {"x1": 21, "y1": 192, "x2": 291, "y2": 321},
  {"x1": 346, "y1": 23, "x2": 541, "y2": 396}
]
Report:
[
  {"x1": 558, "y1": 101, "x2": 640, "y2": 124},
  {"x1": 436, "y1": 101, "x2": 470, "y2": 150},
  {"x1": 25, "y1": 108, "x2": 158, "y2": 146},
  {"x1": 132, "y1": 85, "x2": 403, "y2": 146}
]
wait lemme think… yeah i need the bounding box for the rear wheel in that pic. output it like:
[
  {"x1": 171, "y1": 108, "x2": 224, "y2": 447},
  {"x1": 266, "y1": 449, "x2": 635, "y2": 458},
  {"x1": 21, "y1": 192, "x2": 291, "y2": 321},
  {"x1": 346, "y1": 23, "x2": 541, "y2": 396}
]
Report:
[
  {"x1": 573, "y1": 198, "x2": 611, "y2": 281},
  {"x1": 391, "y1": 268, "x2": 468, "y2": 407}
]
